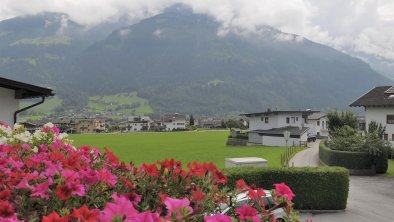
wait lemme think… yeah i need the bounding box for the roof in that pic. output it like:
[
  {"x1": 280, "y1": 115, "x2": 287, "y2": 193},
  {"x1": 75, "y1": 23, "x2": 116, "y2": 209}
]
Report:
[
  {"x1": 249, "y1": 126, "x2": 309, "y2": 138},
  {"x1": 161, "y1": 113, "x2": 186, "y2": 122},
  {"x1": 0, "y1": 77, "x2": 54, "y2": 99},
  {"x1": 307, "y1": 112, "x2": 327, "y2": 120},
  {"x1": 240, "y1": 110, "x2": 319, "y2": 117},
  {"x1": 350, "y1": 86, "x2": 394, "y2": 107}
]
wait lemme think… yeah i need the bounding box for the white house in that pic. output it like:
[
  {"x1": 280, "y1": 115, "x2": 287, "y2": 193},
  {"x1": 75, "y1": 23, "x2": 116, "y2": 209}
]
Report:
[
  {"x1": 161, "y1": 113, "x2": 186, "y2": 131},
  {"x1": 305, "y1": 112, "x2": 329, "y2": 138},
  {"x1": 123, "y1": 116, "x2": 151, "y2": 132},
  {"x1": 0, "y1": 77, "x2": 54, "y2": 125},
  {"x1": 241, "y1": 110, "x2": 318, "y2": 146},
  {"x1": 350, "y1": 86, "x2": 394, "y2": 144}
]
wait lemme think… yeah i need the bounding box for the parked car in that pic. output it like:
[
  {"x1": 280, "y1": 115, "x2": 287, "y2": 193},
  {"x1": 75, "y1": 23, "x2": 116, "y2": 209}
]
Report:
[
  {"x1": 219, "y1": 190, "x2": 285, "y2": 221},
  {"x1": 307, "y1": 134, "x2": 316, "y2": 142}
]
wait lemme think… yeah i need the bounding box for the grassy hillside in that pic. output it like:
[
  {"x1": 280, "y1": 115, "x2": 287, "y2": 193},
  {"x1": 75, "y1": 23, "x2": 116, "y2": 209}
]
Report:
[
  {"x1": 19, "y1": 96, "x2": 62, "y2": 120},
  {"x1": 88, "y1": 92, "x2": 153, "y2": 115},
  {"x1": 70, "y1": 131, "x2": 285, "y2": 169}
]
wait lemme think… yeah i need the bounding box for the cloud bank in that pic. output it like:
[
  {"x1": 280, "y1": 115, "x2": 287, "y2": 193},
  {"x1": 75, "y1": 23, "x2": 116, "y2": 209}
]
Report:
[{"x1": 1, "y1": 0, "x2": 394, "y2": 62}]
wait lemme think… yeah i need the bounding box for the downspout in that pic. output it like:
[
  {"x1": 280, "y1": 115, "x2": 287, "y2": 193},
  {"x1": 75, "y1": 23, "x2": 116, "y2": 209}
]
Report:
[{"x1": 14, "y1": 96, "x2": 45, "y2": 124}]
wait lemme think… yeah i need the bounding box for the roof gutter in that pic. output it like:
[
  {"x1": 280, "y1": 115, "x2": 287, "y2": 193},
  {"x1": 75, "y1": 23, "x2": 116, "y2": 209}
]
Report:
[{"x1": 14, "y1": 96, "x2": 45, "y2": 124}]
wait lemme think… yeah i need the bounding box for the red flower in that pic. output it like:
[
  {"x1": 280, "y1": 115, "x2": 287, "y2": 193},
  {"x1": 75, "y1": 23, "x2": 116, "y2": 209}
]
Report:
[
  {"x1": 0, "y1": 200, "x2": 14, "y2": 218},
  {"x1": 247, "y1": 188, "x2": 266, "y2": 202},
  {"x1": 71, "y1": 205, "x2": 99, "y2": 222},
  {"x1": 0, "y1": 189, "x2": 11, "y2": 201},
  {"x1": 235, "y1": 205, "x2": 260, "y2": 222},
  {"x1": 274, "y1": 182, "x2": 295, "y2": 201},
  {"x1": 140, "y1": 164, "x2": 159, "y2": 177},
  {"x1": 236, "y1": 179, "x2": 249, "y2": 191},
  {"x1": 104, "y1": 147, "x2": 119, "y2": 166},
  {"x1": 55, "y1": 184, "x2": 72, "y2": 201},
  {"x1": 213, "y1": 170, "x2": 227, "y2": 184},
  {"x1": 42, "y1": 211, "x2": 63, "y2": 222},
  {"x1": 192, "y1": 188, "x2": 206, "y2": 203}
]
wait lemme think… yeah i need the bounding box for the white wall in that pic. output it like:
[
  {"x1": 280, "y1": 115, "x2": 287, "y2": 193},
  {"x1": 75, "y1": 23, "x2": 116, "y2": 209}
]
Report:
[
  {"x1": 248, "y1": 113, "x2": 304, "y2": 131},
  {"x1": 262, "y1": 135, "x2": 301, "y2": 147},
  {"x1": 125, "y1": 122, "x2": 144, "y2": 132},
  {"x1": 164, "y1": 120, "x2": 186, "y2": 131},
  {"x1": 306, "y1": 117, "x2": 329, "y2": 137},
  {"x1": 365, "y1": 107, "x2": 394, "y2": 143},
  {"x1": 0, "y1": 88, "x2": 19, "y2": 125}
]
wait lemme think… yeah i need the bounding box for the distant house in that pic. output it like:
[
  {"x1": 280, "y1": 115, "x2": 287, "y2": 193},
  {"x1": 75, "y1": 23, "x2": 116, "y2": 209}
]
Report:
[
  {"x1": 0, "y1": 77, "x2": 54, "y2": 125},
  {"x1": 19, "y1": 122, "x2": 39, "y2": 133},
  {"x1": 305, "y1": 112, "x2": 329, "y2": 138},
  {"x1": 75, "y1": 118, "x2": 106, "y2": 134},
  {"x1": 241, "y1": 110, "x2": 318, "y2": 146},
  {"x1": 199, "y1": 118, "x2": 222, "y2": 129},
  {"x1": 123, "y1": 116, "x2": 151, "y2": 132},
  {"x1": 52, "y1": 118, "x2": 75, "y2": 133},
  {"x1": 161, "y1": 113, "x2": 186, "y2": 131},
  {"x1": 350, "y1": 86, "x2": 394, "y2": 143}
]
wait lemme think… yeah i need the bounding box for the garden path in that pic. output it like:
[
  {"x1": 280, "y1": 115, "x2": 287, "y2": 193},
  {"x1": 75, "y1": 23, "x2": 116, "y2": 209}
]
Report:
[{"x1": 289, "y1": 140, "x2": 320, "y2": 167}]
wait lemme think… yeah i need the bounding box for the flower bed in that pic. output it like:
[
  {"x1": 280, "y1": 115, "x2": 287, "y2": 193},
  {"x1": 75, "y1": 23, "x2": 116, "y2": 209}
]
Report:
[{"x1": 0, "y1": 122, "x2": 298, "y2": 221}]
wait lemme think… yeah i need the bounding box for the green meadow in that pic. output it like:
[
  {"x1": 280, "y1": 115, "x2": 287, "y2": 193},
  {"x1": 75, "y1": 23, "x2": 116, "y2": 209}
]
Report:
[{"x1": 70, "y1": 131, "x2": 285, "y2": 169}]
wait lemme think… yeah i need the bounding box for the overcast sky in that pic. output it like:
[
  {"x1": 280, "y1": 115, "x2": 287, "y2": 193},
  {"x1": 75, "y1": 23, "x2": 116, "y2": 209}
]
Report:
[{"x1": 1, "y1": 0, "x2": 393, "y2": 63}]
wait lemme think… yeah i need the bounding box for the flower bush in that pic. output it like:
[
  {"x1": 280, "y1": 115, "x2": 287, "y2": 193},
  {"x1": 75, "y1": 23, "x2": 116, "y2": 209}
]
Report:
[{"x1": 0, "y1": 122, "x2": 298, "y2": 221}]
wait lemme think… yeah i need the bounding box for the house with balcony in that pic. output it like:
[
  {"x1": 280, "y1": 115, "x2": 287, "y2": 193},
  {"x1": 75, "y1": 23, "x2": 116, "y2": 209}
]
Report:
[
  {"x1": 123, "y1": 116, "x2": 151, "y2": 132},
  {"x1": 75, "y1": 118, "x2": 106, "y2": 134},
  {"x1": 350, "y1": 86, "x2": 394, "y2": 144},
  {"x1": 305, "y1": 112, "x2": 329, "y2": 138},
  {"x1": 161, "y1": 113, "x2": 186, "y2": 131},
  {"x1": 0, "y1": 77, "x2": 54, "y2": 125},
  {"x1": 241, "y1": 110, "x2": 318, "y2": 146}
]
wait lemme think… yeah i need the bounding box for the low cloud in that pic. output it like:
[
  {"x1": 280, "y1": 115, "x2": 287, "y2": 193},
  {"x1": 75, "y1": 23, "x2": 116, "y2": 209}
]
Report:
[{"x1": 1, "y1": 0, "x2": 394, "y2": 62}]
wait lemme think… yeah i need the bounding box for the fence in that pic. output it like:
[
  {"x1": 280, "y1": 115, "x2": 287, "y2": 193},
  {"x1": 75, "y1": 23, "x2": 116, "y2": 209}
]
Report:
[{"x1": 280, "y1": 141, "x2": 307, "y2": 167}]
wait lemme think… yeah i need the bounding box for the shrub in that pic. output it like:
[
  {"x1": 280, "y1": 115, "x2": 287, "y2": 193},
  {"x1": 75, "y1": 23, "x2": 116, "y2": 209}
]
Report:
[
  {"x1": 320, "y1": 141, "x2": 373, "y2": 169},
  {"x1": 0, "y1": 122, "x2": 298, "y2": 221},
  {"x1": 327, "y1": 126, "x2": 364, "y2": 152},
  {"x1": 327, "y1": 109, "x2": 358, "y2": 135},
  {"x1": 224, "y1": 166, "x2": 349, "y2": 210}
]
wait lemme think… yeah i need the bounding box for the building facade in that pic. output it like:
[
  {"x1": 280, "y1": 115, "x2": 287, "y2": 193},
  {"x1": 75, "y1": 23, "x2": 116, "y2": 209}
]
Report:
[{"x1": 161, "y1": 113, "x2": 186, "y2": 131}]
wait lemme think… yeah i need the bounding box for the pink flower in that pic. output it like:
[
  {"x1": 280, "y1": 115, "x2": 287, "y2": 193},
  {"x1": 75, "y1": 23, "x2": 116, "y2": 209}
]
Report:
[
  {"x1": 100, "y1": 193, "x2": 138, "y2": 222},
  {"x1": 236, "y1": 179, "x2": 249, "y2": 191},
  {"x1": 204, "y1": 214, "x2": 233, "y2": 222},
  {"x1": 31, "y1": 178, "x2": 53, "y2": 199},
  {"x1": 164, "y1": 197, "x2": 193, "y2": 220},
  {"x1": 99, "y1": 168, "x2": 117, "y2": 187},
  {"x1": 235, "y1": 205, "x2": 260, "y2": 222},
  {"x1": 131, "y1": 211, "x2": 161, "y2": 222},
  {"x1": 81, "y1": 169, "x2": 100, "y2": 186},
  {"x1": 274, "y1": 182, "x2": 295, "y2": 201}
]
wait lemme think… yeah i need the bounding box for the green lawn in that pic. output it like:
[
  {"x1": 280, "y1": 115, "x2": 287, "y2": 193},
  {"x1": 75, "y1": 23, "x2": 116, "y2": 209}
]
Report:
[
  {"x1": 70, "y1": 131, "x2": 285, "y2": 169},
  {"x1": 387, "y1": 160, "x2": 394, "y2": 177}
]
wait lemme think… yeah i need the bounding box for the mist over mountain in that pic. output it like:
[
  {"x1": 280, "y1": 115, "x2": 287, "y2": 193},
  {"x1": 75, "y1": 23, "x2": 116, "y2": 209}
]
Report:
[{"x1": 0, "y1": 5, "x2": 390, "y2": 115}]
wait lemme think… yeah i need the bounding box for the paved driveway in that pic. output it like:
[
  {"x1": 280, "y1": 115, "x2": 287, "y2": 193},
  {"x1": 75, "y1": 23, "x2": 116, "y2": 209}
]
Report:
[
  {"x1": 289, "y1": 140, "x2": 394, "y2": 221},
  {"x1": 300, "y1": 175, "x2": 394, "y2": 222}
]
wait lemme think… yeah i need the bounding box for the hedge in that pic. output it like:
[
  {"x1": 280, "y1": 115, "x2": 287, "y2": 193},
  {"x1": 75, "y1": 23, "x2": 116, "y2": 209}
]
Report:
[
  {"x1": 224, "y1": 167, "x2": 349, "y2": 210},
  {"x1": 319, "y1": 141, "x2": 373, "y2": 169}
]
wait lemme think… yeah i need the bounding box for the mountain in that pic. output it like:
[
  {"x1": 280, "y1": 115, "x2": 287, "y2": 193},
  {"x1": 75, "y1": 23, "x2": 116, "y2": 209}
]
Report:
[
  {"x1": 68, "y1": 5, "x2": 390, "y2": 114},
  {"x1": 0, "y1": 5, "x2": 391, "y2": 116}
]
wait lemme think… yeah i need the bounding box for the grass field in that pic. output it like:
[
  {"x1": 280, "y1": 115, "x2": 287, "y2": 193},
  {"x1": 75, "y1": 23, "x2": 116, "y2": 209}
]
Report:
[{"x1": 70, "y1": 131, "x2": 286, "y2": 169}]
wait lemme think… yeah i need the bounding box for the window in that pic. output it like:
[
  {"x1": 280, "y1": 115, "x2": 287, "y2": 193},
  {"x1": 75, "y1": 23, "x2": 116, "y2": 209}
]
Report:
[
  {"x1": 387, "y1": 115, "x2": 394, "y2": 124},
  {"x1": 296, "y1": 117, "x2": 298, "y2": 121},
  {"x1": 392, "y1": 134, "x2": 394, "y2": 141},
  {"x1": 286, "y1": 117, "x2": 290, "y2": 124},
  {"x1": 317, "y1": 121, "x2": 320, "y2": 126},
  {"x1": 384, "y1": 134, "x2": 388, "y2": 141},
  {"x1": 322, "y1": 121, "x2": 325, "y2": 129},
  {"x1": 265, "y1": 117, "x2": 268, "y2": 123}
]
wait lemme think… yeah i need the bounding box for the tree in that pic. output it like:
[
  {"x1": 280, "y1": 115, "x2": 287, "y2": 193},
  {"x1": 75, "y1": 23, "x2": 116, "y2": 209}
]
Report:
[
  {"x1": 368, "y1": 121, "x2": 386, "y2": 139},
  {"x1": 189, "y1": 114, "x2": 195, "y2": 126},
  {"x1": 327, "y1": 109, "x2": 358, "y2": 135}
]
